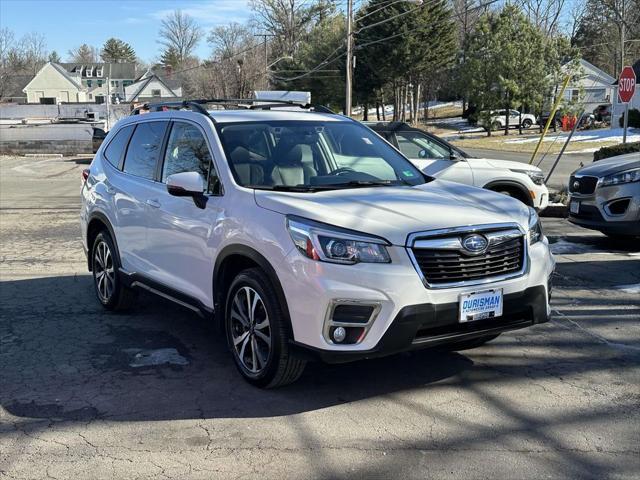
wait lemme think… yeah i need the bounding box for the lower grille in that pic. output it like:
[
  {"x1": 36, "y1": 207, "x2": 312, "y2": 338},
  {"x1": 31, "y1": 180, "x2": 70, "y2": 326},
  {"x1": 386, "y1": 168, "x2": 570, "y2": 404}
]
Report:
[
  {"x1": 412, "y1": 236, "x2": 525, "y2": 285},
  {"x1": 569, "y1": 175, "x2": 598, "y2": 194}
]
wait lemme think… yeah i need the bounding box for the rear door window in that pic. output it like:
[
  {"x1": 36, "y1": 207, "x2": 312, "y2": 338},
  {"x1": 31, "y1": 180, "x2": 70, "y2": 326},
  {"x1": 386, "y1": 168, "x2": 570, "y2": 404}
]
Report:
[
  {"x1": 123, "y1": 121, "x2": 168, "y2": 180},
  {"x1": 395, "y1": 131, "x2": 450, "y2": 159},
  {"x1": 103, "y1": 125, "x2": 134, "y2": 168}
]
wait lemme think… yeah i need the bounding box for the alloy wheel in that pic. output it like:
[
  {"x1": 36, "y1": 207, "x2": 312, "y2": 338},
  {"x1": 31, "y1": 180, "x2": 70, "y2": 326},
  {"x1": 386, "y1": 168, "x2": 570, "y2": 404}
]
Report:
[
  {"x1": 94, "y1": 240, "x2": 115, "y2": 303},
  {"x1": 230, "y1": 286, "x2": 272, "y2": 375}
]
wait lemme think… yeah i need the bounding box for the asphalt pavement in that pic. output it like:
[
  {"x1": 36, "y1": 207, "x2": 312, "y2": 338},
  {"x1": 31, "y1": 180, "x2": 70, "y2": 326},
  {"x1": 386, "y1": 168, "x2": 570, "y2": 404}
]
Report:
[{"x1": 1, "y1": 155, "x2": 638, "y2": 479}]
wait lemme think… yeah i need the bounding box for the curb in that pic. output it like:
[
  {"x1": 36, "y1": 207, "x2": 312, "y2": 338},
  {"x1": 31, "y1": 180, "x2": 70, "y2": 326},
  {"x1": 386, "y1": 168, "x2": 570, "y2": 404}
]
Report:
[{"x1": 540, "y1": 204, "x2": 568, "y2": 218}]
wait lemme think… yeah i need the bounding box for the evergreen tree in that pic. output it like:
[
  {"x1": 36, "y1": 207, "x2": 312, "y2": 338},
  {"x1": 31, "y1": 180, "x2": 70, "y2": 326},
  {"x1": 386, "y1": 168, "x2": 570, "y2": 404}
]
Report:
[
  {"x1": 48, "y1": 50, "x2": 61, "y2": 63},
  {"x1": 101, "y1": 38, "x2": 136, "y2": 63}
]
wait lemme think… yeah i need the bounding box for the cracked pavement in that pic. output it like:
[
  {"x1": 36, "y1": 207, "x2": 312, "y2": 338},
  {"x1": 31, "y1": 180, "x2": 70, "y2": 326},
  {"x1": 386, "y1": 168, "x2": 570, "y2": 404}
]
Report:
[{"x1": 1, "y1": 155, "x2": 639, "y2": 479}]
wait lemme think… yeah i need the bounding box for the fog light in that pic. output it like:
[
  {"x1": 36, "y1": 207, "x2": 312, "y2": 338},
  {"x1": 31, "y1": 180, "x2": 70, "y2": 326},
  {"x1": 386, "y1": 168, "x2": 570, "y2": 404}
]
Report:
[{"x1": 333, "y1": 326, "x2": 346, "y2": 343}]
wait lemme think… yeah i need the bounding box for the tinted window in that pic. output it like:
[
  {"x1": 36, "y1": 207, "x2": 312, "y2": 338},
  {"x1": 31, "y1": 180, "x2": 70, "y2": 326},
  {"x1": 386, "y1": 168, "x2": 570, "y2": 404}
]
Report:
[
  {"x1": 162, "y1": 122, "x2": 219, "y2": 192},
  {"x1": 103, "y1": 125, "x2": 134, "y2": 168},
  {"x1": 123, "y1": 122, "x2": 167, "y2": 180},
  {"x1": 395, "y1": 131, "x2": 450, "y2": 159}
]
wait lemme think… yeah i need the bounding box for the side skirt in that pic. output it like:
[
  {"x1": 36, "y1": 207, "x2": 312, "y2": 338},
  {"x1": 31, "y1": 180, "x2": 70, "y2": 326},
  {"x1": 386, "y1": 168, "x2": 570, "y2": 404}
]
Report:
[{"x1": 119, "y1": 269, "x2": 214, "y2": 319}]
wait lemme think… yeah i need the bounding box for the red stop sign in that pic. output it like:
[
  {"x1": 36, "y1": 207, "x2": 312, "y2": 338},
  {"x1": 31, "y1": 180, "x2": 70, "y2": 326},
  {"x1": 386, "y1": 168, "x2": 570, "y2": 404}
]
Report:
[{"x1": 618, "y1": 66, "x2": 636, "y2": 103}]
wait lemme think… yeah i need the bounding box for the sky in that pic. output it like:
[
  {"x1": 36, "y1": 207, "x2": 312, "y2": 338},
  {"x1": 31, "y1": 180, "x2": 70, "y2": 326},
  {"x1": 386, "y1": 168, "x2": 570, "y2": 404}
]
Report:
[{"x1": 0, "y1": 0, "x2": 252, "y2": 63}]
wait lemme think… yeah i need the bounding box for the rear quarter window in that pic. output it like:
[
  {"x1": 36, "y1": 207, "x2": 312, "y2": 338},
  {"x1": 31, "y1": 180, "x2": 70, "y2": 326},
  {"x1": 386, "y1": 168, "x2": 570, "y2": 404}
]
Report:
[
  {"x1": 123, "y1": 121, "x2": 168, "y2": 180},
  {"x1": 103, "y1": 125, "x2": 134, "y2": 168}
]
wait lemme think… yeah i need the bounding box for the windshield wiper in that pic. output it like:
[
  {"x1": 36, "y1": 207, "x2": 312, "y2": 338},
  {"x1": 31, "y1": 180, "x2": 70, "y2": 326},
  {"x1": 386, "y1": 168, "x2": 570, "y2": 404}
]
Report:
[
  {"x1": 322, "y1": 180, "x2": 405, "y2": 188},
  {"x1": 246, "y1": 184, "x2": 336, "y2": 192}
]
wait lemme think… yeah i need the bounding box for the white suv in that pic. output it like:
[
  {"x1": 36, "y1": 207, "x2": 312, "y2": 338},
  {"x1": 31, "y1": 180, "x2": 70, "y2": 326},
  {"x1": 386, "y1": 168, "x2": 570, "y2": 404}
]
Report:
[
  {"x1": 81, "y1": 100, "x2": 555, "y2": 388},
  {"x1": 366, "y1": 122, "x2": 549, "y2": 210}
]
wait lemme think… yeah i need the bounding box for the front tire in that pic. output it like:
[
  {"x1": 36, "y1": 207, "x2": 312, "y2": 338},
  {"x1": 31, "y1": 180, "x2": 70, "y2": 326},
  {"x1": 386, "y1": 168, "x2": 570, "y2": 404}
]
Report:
[
  {"x1": 522, "y1": 119, "x2": 533, "y2": 128},
  {"x1": 225, "y1": 268, "x2": 306, "y2": 388},
  {"x1": 91, "y1": 231, "x2": 136, "y2": 310}
]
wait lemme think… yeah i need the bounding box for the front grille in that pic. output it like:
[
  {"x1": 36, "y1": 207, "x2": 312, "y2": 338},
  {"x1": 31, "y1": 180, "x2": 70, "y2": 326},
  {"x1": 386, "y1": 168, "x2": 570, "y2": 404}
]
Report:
[
  {"x1": 412, "y1": 236, "x2": 525, "y2": 285},
  {"x1": 569, "y1": 175, "x2": 598, "y2": 194}
]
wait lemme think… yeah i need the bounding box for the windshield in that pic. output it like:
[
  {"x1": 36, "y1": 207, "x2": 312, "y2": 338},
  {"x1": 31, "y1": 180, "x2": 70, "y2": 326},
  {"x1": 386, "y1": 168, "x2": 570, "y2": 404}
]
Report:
[{"x1": 216, "y1": 120, "x2": 428, "y2": 190}]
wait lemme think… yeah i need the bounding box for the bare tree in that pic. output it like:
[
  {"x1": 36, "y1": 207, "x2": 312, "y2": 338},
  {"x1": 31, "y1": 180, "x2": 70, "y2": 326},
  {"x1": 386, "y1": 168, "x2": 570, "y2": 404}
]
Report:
[
  {"x1": 0, "y1": 28, "x2": 20, "y2": 100},
  {"x1": 515, "y1": 0, "x2": 568, "y2": 36},
  {"x1": 21, "y1": 32, "x2": 48, "y2": 74},
  {"x1": 67, "y1": 44, "x2": 99, "y2": 63},
  {"x1": 158, "y1": 10, "x2": 203, "y2": 68},
  {"x1": 249, "y1": 0, "x2": 334, "y2": 58},
  {"x1": 206, "y1": 23, "x2": 264, "y2": 97}
]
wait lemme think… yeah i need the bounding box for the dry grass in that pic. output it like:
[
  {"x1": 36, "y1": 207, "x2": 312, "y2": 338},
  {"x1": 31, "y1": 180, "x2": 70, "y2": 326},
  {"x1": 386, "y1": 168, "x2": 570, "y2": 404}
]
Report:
[{"x1": 449, "y1": 134, "x2": 618, "y2": 154}]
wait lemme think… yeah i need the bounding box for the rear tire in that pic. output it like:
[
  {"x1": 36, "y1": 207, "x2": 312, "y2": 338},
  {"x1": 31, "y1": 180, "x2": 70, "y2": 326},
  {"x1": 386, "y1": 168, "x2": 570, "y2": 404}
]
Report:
[
  {"x1": 91, "y1": 231, "x2": 136, "y2": 311},
  {"x1": 225, "y1": 268, "x2": 306, "y2": 388},
  {"x1": 445, "y1": 334, "x2": 500, "y2": 351},
  {"x1": 491, "y1": 121, "x2": 501, "y2": 131}
]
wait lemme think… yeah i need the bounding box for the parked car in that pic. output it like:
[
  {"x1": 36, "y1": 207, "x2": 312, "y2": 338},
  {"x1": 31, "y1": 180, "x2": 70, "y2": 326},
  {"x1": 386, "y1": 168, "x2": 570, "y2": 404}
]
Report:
[
  {"x1": 365, "y1": 122, "x2": 549, "y2": 210},
  {"x1": 482, "y1": 110, "x2": 536, "y2": 130},
  {"x1": 537, "y1": 111, "x2": 562, "y2": 129},
  {"x1": 592, "y1": 104, "x2": 612, "y2": 123},
  {"x1": 92, "y1": 127, "x2": 107, "y2": 154},
  {"x1": 81, "y1": 100, "x2": 555, "y2": 387},
  {"x1": 568, "y1": 152, "x2": 640, "y2": 237}
]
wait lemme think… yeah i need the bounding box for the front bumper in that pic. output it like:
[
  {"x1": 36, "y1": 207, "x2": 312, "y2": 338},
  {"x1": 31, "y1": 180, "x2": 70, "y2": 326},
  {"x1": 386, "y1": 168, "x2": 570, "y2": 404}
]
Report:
[
  {"x1": 568, "y1": 184, "x2": 640, "y2": 235},
  {"x1": 291, "y1": 285, "x2": 549, "y2": 363},
  {"x1": 532, "y1": 184, "x2": 549, "y2": 211},
  {"x1": 279, "y1": 236, "x2": 554, "y2": 356}
]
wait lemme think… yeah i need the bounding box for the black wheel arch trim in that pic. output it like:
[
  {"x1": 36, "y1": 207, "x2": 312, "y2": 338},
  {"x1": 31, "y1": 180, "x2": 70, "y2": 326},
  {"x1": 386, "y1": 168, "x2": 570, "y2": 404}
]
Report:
[
  {"x1": 483, "y1": 180, "x2": 533, "y2": 206},
  {"x1": 86, "y1": 211, "x2": 121, "y2": 272},
  {"x1": 213, "y1": 244, "x2": 294, "y2": 338}
]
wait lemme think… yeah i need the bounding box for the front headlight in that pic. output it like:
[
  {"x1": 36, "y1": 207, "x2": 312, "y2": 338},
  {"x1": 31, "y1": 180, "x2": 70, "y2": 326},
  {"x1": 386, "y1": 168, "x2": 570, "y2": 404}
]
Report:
[
  {"x1": 511, "y1": 168, "x2": 545, "y2": 185},
  {"x1": 601, "y1": 168, "x2": 640, "y2": 187},
  {"x1": 528, "y1": 207, "x2": 543, "y2": 244},
  {"x1": 287, "y1": 216, "x2": 391, "y2": 264}
]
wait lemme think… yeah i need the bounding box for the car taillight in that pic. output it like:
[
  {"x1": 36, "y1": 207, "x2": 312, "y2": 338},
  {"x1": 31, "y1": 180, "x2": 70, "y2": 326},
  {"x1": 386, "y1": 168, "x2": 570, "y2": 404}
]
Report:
[{"x1": 82, "y1": 168, "x2": 90, "y2": 183}]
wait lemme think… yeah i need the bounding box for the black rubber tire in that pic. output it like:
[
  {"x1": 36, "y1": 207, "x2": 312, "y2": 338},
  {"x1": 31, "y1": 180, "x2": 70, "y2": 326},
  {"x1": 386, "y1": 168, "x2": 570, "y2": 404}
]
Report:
[
  {"x1": 91, "y1": 231, "x2": 137, "y2": 311},
  {"x1": 491, "y1": 121, "x2": 501, "y2": 131},
  {"x1": 522, "y1": 119, "x2": 533, "y2": 128},
  {"x1": 445, "y1": 334, "x2": 500, "y2": 351},
  {"x1": 225, "y1": 268, "x2": 306, "y2": 388}
]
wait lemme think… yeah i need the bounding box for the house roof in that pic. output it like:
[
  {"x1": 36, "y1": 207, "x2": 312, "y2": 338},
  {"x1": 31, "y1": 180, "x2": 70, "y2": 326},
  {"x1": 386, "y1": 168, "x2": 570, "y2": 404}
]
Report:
[
  {"x1": 135, "y1": 65, "x2": 182, "y2": 90},
  {"x1": 125, "y1": 74, "x2": 179, "y2": 101},
  {"x1": 59, "y1": 62, "x2": 136, "y2": 79},
  {"x1": 565, "y1": 59, "x2": 617, "y2": 85},
  {"x1": 22, "y1": 62, "x2": 85, "y2": 93}
]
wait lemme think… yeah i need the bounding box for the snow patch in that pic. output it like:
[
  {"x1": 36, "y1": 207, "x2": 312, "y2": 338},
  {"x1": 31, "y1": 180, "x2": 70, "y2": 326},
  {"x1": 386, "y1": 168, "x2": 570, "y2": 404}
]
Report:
[
  {"x1": 614, "y1": 283, "x2": 640, "y2": 294},
  {"x1": 504, "y1": 127, "x2": 640, "y2": 145}
]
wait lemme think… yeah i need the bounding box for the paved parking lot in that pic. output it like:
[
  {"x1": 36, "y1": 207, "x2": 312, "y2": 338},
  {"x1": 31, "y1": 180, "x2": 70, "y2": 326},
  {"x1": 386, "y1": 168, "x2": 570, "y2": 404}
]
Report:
[{"x1": 1, "y1": 155, "x2": 638, "y2": 479}]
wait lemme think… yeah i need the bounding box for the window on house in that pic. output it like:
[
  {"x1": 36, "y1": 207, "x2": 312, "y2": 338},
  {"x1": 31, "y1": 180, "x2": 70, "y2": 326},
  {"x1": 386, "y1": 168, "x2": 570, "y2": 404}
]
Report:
[
  {"x1": 96, "y1": 67, "x2": 103, "y2": 77},
  {"x1": 87, "y1": 80, "x2": 92, "y2": 88},
  {"x1": 97, "y1": 80, "x2": 103, "y2": 87},
  {"x1": 122, "y1": 80, "x2": 132, "y2": 87},
  {"x1": 151, "y1": 89, "x2": 161, "y2": 97},
  {"x1": 86, "y1": 66, "x2": 93, "y2": 77}
]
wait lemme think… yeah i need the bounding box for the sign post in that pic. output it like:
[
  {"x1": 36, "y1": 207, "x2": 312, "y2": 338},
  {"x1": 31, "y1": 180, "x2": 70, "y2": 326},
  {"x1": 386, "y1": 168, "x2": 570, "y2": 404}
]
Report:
[{"x1": 618, "y1": 66, "x2": 636, "y2": 144}]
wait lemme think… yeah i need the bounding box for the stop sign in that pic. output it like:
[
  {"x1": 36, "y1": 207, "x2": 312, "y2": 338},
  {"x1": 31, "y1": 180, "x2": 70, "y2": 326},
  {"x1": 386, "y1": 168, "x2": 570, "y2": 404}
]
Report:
[{"x1": 618, "y1": 66, "x2": 636, "y2": 103}]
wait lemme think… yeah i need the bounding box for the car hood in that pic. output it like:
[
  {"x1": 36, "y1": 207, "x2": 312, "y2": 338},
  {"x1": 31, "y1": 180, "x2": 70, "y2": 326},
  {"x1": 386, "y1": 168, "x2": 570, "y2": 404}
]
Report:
[
  {"x1": 573, "y1": 154, "x2": 640, "y2": 177},
  {"x1": 470, "y1": 157, "x2": 542, "y2": 173},
  {"x1": 254, "y1": 180, "x2": 529, "y2": 246}
]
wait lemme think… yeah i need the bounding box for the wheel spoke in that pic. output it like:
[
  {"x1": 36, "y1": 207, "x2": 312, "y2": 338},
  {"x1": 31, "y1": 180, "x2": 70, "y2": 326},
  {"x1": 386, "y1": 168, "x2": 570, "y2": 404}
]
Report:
[
  {"x1": 250, "y1": 336, "x2": 258, "y2": 372},
  {"x1": 253, "y1": 336, "x2": 265, "y2": 369},
  {"x1": 238, "y1": 333, "x2": 250, "y2": 362},
  {"x1": 254, "y1": 318, "x2": 269, "y2": 330},
  {"x1": 250, "y1": 293, "x2": 259, "y2": 325},
  {"x1": 233, "y1": 330, "x2": 249, "y2": 346},
  {"x1": 254, "y1": 329, "x2": 270, "y2": 344},
  {"x1": 231, "y1": 300, "x2": 249, "y2": 327}
]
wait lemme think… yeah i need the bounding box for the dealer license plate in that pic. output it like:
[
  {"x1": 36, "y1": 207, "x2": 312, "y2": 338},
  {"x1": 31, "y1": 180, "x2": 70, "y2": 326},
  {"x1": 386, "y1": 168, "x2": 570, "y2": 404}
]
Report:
[{"x1": 459, "y1": 289, "x2": 503, "y2": 323}]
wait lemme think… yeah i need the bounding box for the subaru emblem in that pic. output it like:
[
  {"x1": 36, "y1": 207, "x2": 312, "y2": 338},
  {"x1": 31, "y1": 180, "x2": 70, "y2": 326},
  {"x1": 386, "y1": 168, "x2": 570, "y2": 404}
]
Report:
[{"x1": 462, "y1": 234, "x2": 488, "y2": 254}]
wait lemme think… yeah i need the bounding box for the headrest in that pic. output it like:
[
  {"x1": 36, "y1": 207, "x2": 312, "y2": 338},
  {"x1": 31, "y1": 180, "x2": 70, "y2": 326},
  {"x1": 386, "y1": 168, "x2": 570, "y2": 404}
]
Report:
[
  {"x1": 229, "y1": 146, "x2": 251, "y2": 164},
  {"x1": 273, "y1": 143, "x2": 303, "y2": 167}
]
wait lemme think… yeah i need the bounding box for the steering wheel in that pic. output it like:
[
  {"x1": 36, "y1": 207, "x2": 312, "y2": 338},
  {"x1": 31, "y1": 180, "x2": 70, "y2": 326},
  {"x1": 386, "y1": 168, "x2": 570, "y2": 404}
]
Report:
[{"x1": 330, "y1": 167, "x2": 357, "y2": 176}]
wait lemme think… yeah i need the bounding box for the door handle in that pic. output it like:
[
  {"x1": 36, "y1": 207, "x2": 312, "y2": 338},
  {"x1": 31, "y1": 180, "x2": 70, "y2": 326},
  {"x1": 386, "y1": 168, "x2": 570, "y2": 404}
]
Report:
[{"x1": 146, "y1": 199, "x2": 161, "y2": 208}]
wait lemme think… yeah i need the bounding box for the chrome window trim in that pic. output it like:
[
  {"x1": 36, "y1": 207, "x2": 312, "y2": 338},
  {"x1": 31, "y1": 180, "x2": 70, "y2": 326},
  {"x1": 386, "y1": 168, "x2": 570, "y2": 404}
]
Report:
[{"x1": 406, "y1": 222, "x2": 528, "y2": 290}]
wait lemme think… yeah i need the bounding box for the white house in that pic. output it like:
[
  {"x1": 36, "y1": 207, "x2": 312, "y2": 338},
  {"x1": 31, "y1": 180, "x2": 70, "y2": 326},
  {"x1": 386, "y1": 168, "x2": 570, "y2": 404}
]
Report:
[
  {"x1": 611, "y1": 59, "x2": 640, "y2": 127},
  {"x1": 124, "y1": 68, "x2": 182, "y2": 103},
  {"x1": 550, "y1": 59, "x2": 616, "y2": 113},
  {"x1": 22, "y1": 62, "x2": 137, "y2": 104}
]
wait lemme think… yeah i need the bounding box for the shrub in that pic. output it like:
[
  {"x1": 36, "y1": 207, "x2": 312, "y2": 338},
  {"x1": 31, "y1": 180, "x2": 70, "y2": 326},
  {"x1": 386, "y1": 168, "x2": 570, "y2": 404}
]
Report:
[
  {"x1": 593, "y1": 141, "x2": 640, "y2": 161},
  {"x1": 618, "y1": 108, "x2": 640, "y2": 128}
]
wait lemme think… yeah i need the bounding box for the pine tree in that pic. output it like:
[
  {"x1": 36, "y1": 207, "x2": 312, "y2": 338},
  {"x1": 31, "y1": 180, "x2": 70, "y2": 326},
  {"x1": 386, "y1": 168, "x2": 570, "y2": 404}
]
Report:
[
  {"x1": 48, "y1": 50, "x2": 61, "y2": 63},
  {"x1": 101, "y1": 38, "x2": 136, "y2": 63}
]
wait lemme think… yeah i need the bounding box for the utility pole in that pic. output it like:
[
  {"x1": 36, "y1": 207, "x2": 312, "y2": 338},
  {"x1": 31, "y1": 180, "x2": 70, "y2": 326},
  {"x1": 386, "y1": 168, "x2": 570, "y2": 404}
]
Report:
[
  {"x1": 105, "y1": 75, "x2": 110, "y2": 131},
  {"x1": 254, "y1": 33, "x2": 275, "y2": 90},
  {"x1": 345, "y1": 0, "x2": 353, "y2": 116}
]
